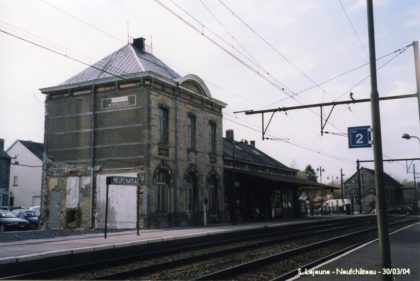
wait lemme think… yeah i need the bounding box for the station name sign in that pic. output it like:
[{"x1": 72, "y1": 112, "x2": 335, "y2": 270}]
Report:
[{"x1": 106, "y1": 176, "x2": 139, "y2": 186}]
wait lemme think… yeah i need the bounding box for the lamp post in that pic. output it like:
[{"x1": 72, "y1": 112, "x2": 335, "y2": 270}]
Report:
[
  {"x1": 402, "y1": 134, "x2": 419, "y2": 212},
  {"x1": 317, "y1": 167, "x2": 325, "y2": 183},
  {"x1": 402, "y1": 133, "x2": 420, "y2": 143}
]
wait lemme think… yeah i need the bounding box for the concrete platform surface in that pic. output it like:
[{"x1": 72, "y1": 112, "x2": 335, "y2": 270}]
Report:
[
  {"x1": 0, "y1": 217, "x2": 326, "y2": 263},
  {"x1": 294, "y1": 222, "x2": 420, "y2": 281}
]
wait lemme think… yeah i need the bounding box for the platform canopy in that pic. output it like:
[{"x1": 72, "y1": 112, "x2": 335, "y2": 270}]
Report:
[{"x1": 225, "y1": 167, "x2": 339, "y2": 191}]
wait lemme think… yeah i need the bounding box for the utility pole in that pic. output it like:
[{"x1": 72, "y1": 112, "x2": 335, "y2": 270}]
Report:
[
  {"x1": 413, "y1": 41, "x2": 420, "y2": 125},
  {"x1": 367, "y1": 1, "x2": 392, "y2": 279},
  {"x1": 356, "y1": 160, "x2": 363, "y2": 213},
  {"x1": 414, "y1": 164, "x2": 418, "y2": 213},
  {"x1": 317, "y1": 166, "x2": 325, "y2": 183},
  {"x1": 340, "y1": 169, "x2": 344, "y2": 201}
]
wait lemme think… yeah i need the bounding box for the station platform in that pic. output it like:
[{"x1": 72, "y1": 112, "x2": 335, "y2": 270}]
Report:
[
  {"x1": 295, "y1": 222, "x2": 420, "y2": 281},
  {"x1": 0, "y1": 217, "x2": 328, "y2": 264},
  {"x1": 1, "y1": 216, "x2": 418, "y2": 281}
]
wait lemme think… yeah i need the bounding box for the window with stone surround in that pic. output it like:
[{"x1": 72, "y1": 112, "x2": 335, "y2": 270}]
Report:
[
  {"x1": 158, "y1": 107, "x2": 169, "y2": 145},
  {"x1": 209, "y1": 121, "x2": 217, "y2": 154},
  {"x1": 156, "y1": 169, "x2": 169, "y2": 212},
  {"x1": 187, "y1": 114, "x2": 196, "y2": 150}
]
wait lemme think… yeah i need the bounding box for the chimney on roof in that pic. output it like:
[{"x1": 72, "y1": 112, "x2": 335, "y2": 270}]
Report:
[
  {"x1": 132, "y1": 37, "x2": 146, "y2": 52},
  {"x1": 250, "y1": 140, "x2": 255, "y2": 147},
  {"x1": 0, "y1": 139, "x2": 4, "y2": 150},
  {"x1": 226, "y1": 129, "x2": 234, "y2": 141}
]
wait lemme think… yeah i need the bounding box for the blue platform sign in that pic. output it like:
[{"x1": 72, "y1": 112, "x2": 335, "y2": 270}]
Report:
[{"x1": 348, "y1": 126, "x2": 372, "y2": 148}]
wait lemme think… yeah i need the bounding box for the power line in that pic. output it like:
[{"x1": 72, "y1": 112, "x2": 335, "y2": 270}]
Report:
[
  {"x1": 39, "y1": 0, "x2": 125, "y2": 44},
  {"x1": 168, "y1": 0, "x2": 260, "y2": 71},
  {"x1": 156, "y1": 0, "x2": 295, "y2": 98},
  {"x1": 0, "y1": 28, "x2": 127, "y2": 80},
  {"x1": 218, "y1": 0, "x2": 327, "y2": 95},
  {"x1": 223, "y1": 113, "x2": 354, "y2": 165},
  {"x1": 198, "y1": 0, "x2": 261, "y2": 68},
  {"x1": 337, "y1": 0, "x2": 369, "y2": 58},
  {"x1": 264, "y1": 44, "x2": 412, "y2": 107},
  {"x1": 155, "y1": 0, "x2": 350, "y2": 136}
]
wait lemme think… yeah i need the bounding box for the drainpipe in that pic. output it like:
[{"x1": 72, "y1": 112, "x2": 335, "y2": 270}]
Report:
[
  {"x1": 90, "y1": 85, "x2": 97, "y2": 228},
  {"x1": 174, "y1": 83, "x2": 180, "y2": 226}
]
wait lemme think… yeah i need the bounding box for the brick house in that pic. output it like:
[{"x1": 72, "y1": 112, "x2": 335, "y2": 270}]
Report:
[{"x1": 40, "y1": 38, "x2": 226, "y2": 229}]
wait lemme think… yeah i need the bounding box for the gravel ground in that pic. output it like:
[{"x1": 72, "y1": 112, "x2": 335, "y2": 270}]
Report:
[{"x1": 0, "y1": 228, "x2": 124, "y2": 243}]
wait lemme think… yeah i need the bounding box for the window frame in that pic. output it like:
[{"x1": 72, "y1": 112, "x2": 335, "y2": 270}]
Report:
[
  {"x1": 158, "y1": 106, "x2": 169, "y2": 145},
  {"x1": 187, "y1": 114, "x2": 196, "y2": 151},
  {"x1": 156, "y1": 169, "x2": 169, "y2": 212},
  {"x1": 209, "y1": 121, "x2": 217, "y2": 154}
]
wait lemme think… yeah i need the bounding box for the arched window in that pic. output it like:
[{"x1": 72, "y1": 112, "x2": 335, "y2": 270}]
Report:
[
  {"x1": 155, "y1": 169, "x2": 169, "y2": 212},
  {"x1": 207, "y1": 174, "x2": 219, "y2": 211}
]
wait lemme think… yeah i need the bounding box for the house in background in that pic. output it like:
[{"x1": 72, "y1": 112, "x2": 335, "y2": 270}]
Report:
[
  {"x1": 0, "y1": 139, "x2": 11, "y2": 206},
  {"x1": 40, "y1": 37, "x2": 226, "y2": 229},
  {"x1": 6, "y1": 140, "x2": 43, "y2": 207},
  {"x1": 344, "y1": 167, "x2": 403, "y2": 213}
]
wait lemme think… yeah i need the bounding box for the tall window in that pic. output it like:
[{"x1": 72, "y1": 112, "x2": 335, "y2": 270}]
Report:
[
  {"x1": 208, "y1": 175, "x2": 219, "y2": 211},
  {"x1": 187, "y1": 115, "x2": 196, "y2": 150},
  {"x1": 156, "y1": 169, "x2": 169, "y2": 212},
  {"x1": 158, "y1": 107, "x2": 169, "y2": 144},
  {"x1": 209, "y1": 122, "x2": 217, "y2": 154}
]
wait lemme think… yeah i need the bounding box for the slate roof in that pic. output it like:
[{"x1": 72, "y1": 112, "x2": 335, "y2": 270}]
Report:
[
  {"x1": 61, "y1": 38, "x2": 180, "y2": 86},
  {"x1": 345, "y1": 167, "x2": 401, "y2": 186},
  {"x1": 223, "y1": 138, "x2": 297, "y2": 173},
  {"x1": 0, "y1": 150, "x2": 10, "y2": 159},
  {"x1": 19, "y1": 141, "x2": 43, "y2": 160}
]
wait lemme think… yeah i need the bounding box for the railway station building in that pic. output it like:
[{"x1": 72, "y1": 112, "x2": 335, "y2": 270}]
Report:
[
  {"x1": 223, "y1": 130, "x2": 336, "y2": 222},
  {"x1": 39, "y1": 37, "x2": 336, "y2": 231},
  {"x1": 40, "y1": 38, "x2": 226, "y2": 229}
]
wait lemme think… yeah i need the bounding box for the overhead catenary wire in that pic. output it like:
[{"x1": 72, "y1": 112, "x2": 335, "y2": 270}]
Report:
[
  {"x1": 198, "y1": 0, "x2": 261, "y2": 68},
  {"x1": 0, "y1": 28, "x2": 127, "y2": 80},
  {"x1": 155, "y1": 0, "x2": 351, "y2": 135},
  {"x1": 336, "y1": 0, "x2": 417, "y2": 159},
  {"x1": 264, "y1": 43, "x2": 412, "y2": 107},
  {"x1": 39, "y1": 0, "x2": 125, "y2": 44},
  {"x1": 0, "y1": 21, "x2": 134, "y2": 78},
  {"x1": 4, "y1": 2, "x2": 412, "y2": 179},
  {"x1": 158, "y1": 0, "x2": 296, "y2": 98},
  {"x1": 223, "y1": 114, "x2": 355, "y2": 165},
  {"x1": 218, "y1": 0, "x2": 328, "y2": 96}
]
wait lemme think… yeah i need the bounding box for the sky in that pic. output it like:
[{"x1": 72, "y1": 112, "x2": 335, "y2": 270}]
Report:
[{"x1": 0, "y1": 0, "x2": 419, "y2": 183}]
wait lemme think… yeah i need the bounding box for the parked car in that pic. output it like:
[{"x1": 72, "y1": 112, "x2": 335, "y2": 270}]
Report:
[
  {"x1": 29, "y1": 206, "x2": 40, "y2": 216},
  {"x1": 387, "y1": 206, "x2": 413, "y2": 215},
  {"x1": 318, "y1": 199, "x2": 352, "y2": 215},
  {"x1": 11, "y1": 209, "x2": 39, "y2": 229},
  {"x1": 0, "y1": 210, "x2": 30, "y2": 232}
]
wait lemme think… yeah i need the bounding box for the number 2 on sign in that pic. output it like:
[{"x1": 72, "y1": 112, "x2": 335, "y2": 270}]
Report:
[{"x1": 355, "y1": 133, "x2": 364, "y2": 144}]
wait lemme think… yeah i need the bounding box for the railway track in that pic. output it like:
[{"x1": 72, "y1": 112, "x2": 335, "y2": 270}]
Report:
[{"x1": 2, "y1": 216, "x2": 417, "y2": 280}]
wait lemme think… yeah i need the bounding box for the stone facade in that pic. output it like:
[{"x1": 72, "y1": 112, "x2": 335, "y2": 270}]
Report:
[{"x1": 40, "y1": 39, "x2": 226, "y2": 229}]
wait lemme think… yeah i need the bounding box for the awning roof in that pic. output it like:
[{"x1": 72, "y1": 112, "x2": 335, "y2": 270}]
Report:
[{"x1": 226, "y1": 167, "x2": 339, "y2": 190}]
